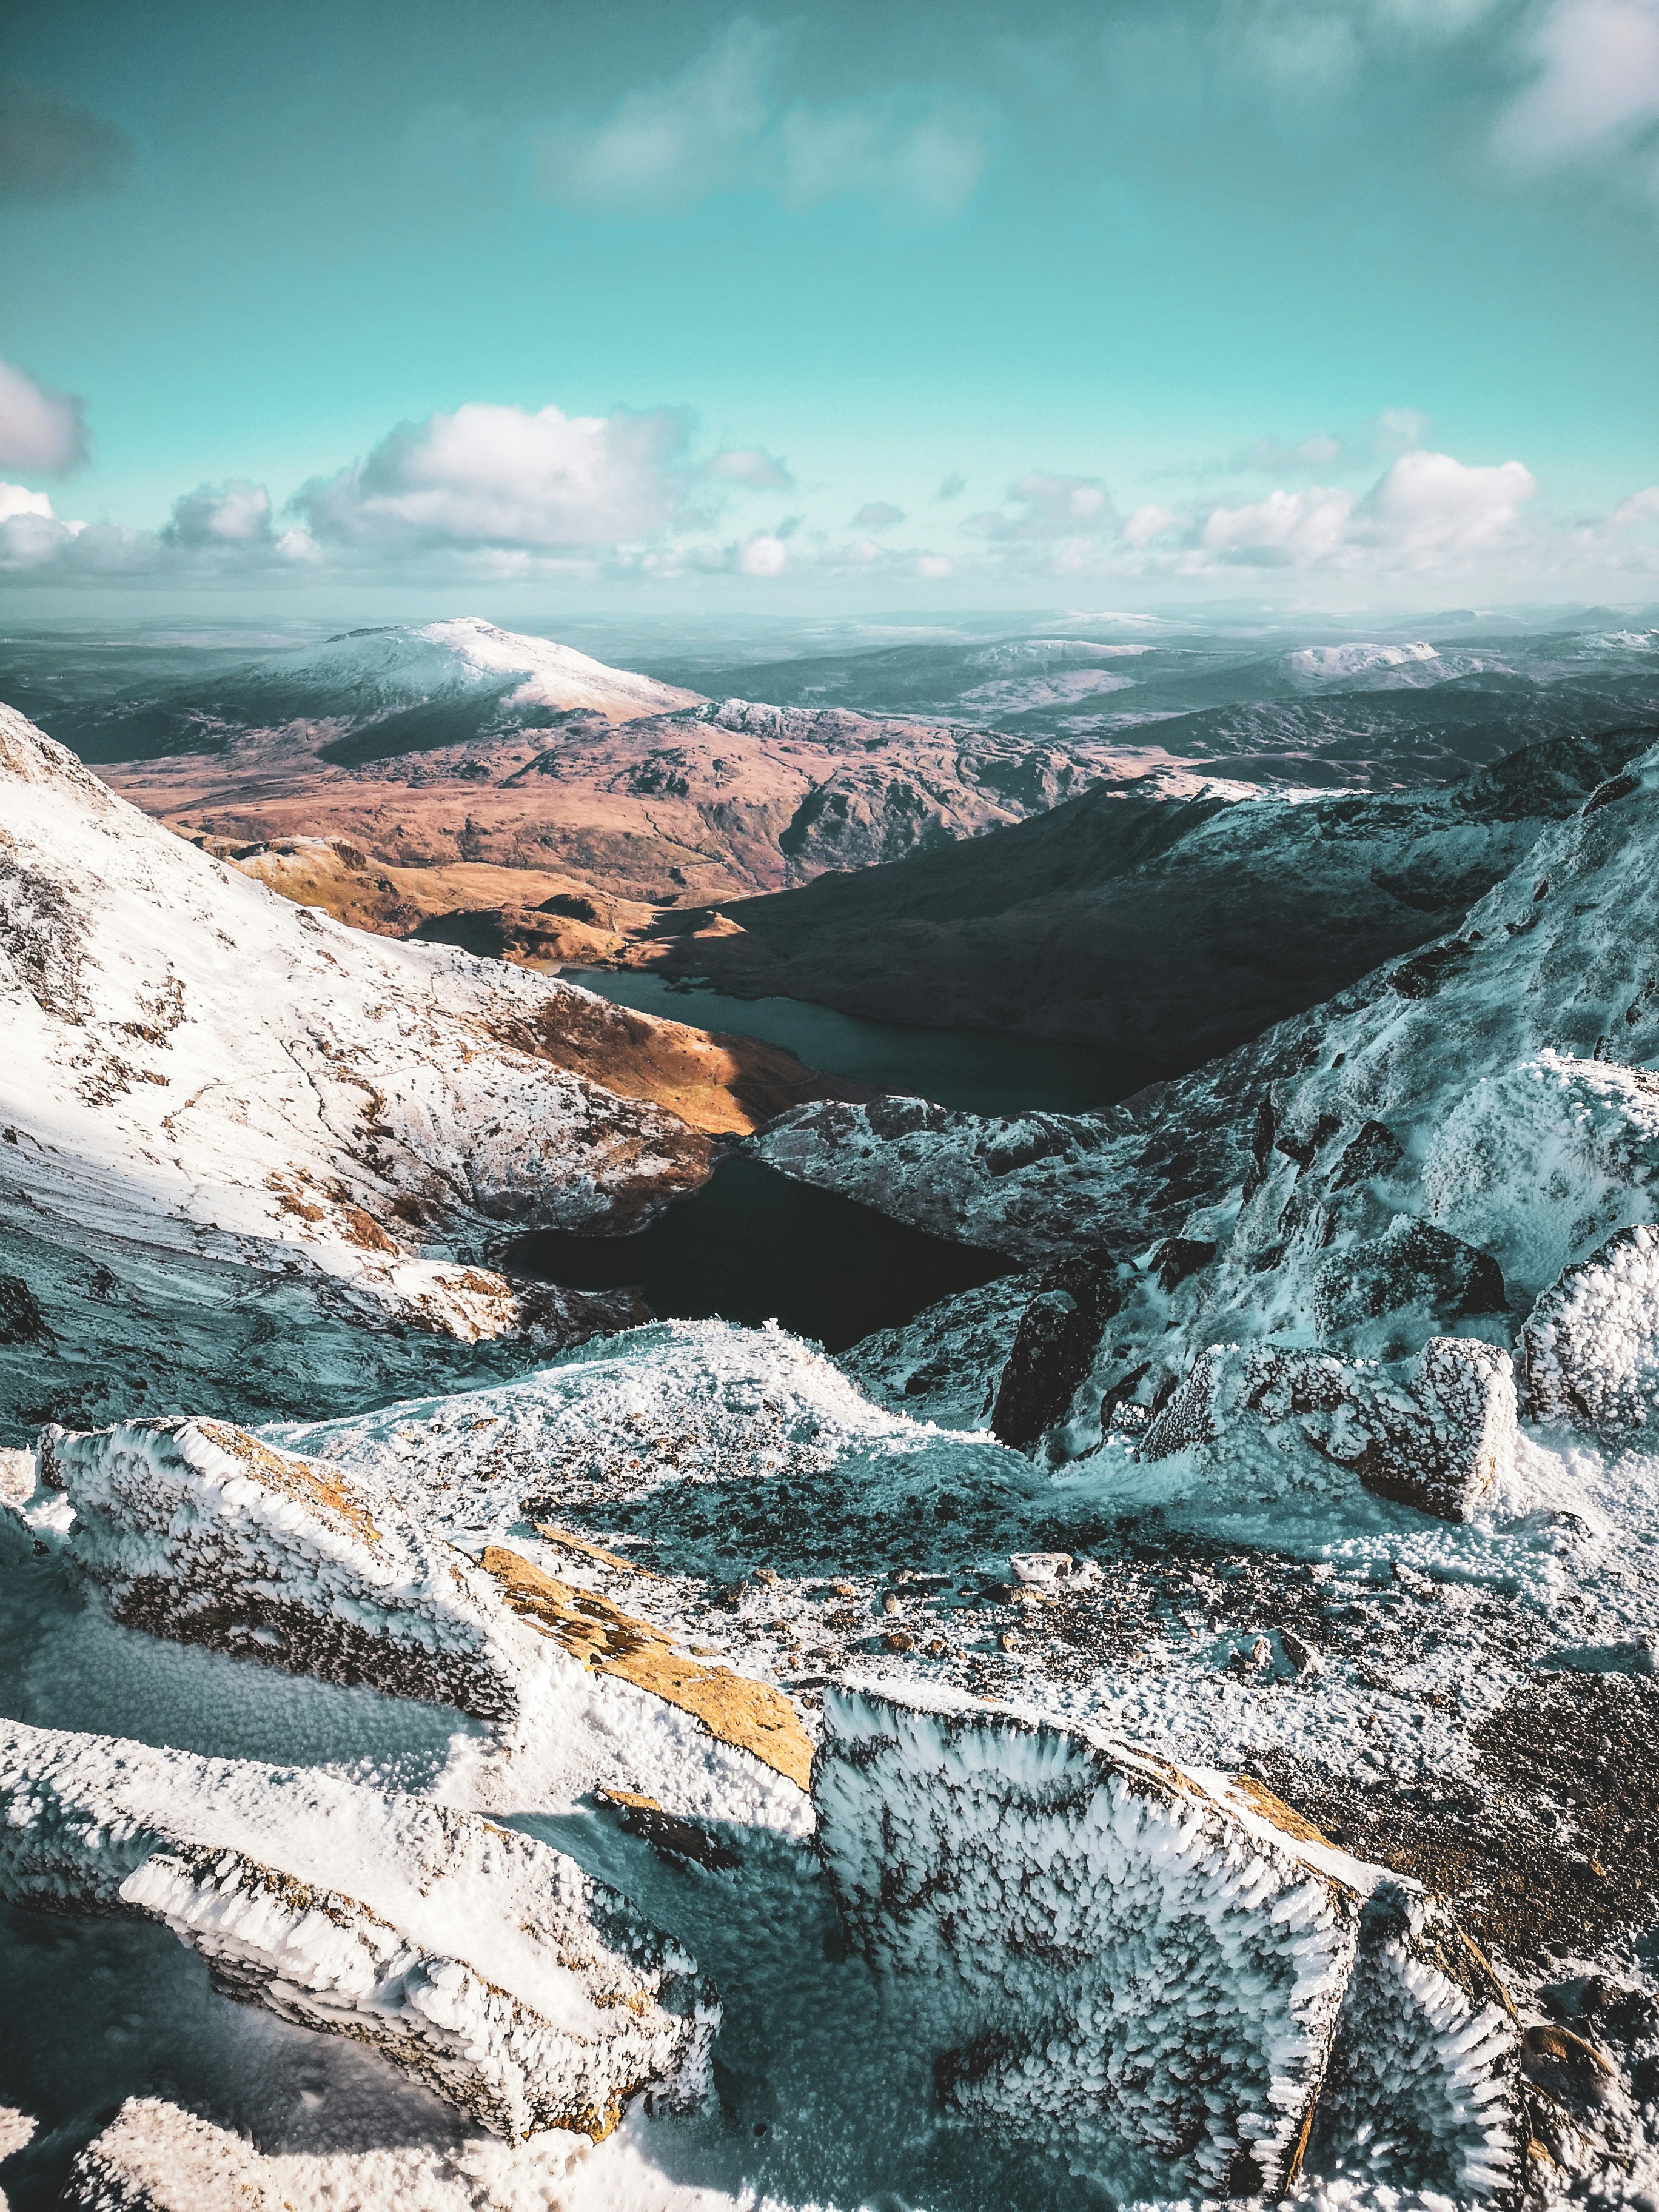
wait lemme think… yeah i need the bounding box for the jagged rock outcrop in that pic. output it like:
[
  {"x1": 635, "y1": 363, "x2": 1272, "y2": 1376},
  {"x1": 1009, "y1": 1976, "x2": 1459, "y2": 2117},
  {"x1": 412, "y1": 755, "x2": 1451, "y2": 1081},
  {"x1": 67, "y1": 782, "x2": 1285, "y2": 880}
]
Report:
[
  {"x1": 989, "y1": 1258, "x2": 1119, "y2": 1450},
  {"x1": 23, "y1": 1404, "x2": 821, "y2": 1823},
  {"x1": 0, "y1": 1720, "x2": 718, "y2": 2138},
  {"x1": 813, "y1": 1687, "x2": 1524, "y2": 2201},
  {"x1": 1522, "y1": 1221, "x2": 1659, "y2": 1436},
  {"x1": 64, "y1": 2099, "x2": 281, "y2": 2212},
  {"x1": 1142, "y1": 1335, "x2": 1520, "y2": 1523},
  {"x1": 37, "y1": 1416, "x2": 538, "y2": 1718}
]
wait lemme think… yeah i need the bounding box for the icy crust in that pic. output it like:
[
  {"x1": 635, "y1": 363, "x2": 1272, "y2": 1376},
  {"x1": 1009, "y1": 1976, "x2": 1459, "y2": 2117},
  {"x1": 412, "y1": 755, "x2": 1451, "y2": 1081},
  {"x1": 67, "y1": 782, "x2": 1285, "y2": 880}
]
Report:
[
  {"x1": 1523, "y1": 1224, "x2": 1659, "y2": 1438},
  {"x1": 0, "y1": 701, "x2": 709, "y2": 1359},
  {"x1": 0, "y1": 1720, "x2": 718, "y2": 2140},
  {"x1": 273, "y1": 1318, "x2": 1045, "y2": 1574},
  {"x1": 1142, "y1": 1336, "x2": 1520, "y2": 1524},
  {"x1": 37, "y1": 1416, "x2": 537, "y2": 1720},
  {"x1": 27, "y1": 1406, "x2": 817, "y2": 1832},
  {"x1": 65, "y1": 2097, "x2": 283, "y2": 2211},
  {"x1": 813, "y1": 1687, "x2": 1523, "y2": 2203}
]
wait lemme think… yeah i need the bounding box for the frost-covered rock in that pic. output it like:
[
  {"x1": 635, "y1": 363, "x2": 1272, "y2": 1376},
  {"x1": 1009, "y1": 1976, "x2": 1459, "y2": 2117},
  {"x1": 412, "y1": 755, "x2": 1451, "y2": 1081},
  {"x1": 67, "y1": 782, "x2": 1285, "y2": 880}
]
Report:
[
  {"x1": 0, "y1": 1721, "x2": 717, "y2": 2139},
  {"x1": 813, "y1": 1687, "x2": 1523, "y2": 2201},
  {"x1": 1523, "y1": 1222, "x2": 1659, "y2": 1437},
  {"x1": 64, "y1": 2098, "x2": 282, "y2": 2211},
  {"x1": 40, "y1": 1416, "x2": 537, "y2": 1720},
  {"x1": 1142, "y1": 1335, "x2": 1518, "y2": 1523}
]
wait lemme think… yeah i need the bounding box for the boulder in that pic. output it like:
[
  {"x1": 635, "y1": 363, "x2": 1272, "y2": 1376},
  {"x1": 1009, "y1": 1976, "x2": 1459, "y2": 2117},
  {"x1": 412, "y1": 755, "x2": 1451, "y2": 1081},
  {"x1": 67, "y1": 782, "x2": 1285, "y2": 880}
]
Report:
[
  {"x1": 1142, "y1": 1335, "x2": 1517, "y2": 1522},
  {"x1": 64, "y1": 2099, "x2": 281, "y2": 2211},
  {"x1": 813, "y1": 1687, "x2": 1523, "y2": 2202},
  {"x1": 990, "y1": 1259, "x2": 1118, "y2": 1450},
  {"x1": 39, "y1": 1417, "x2": 532, "y2": 1720},
  {"x1": 0, "y1": 1720, "x2": 718, "y2": 2140},
  {"x1": 1313, "y1": 1216, "x2": 1505, "y2": 1357},
  {"x1": 1522, "y1": 1222, "x2": 1659, "y2": 1436}
]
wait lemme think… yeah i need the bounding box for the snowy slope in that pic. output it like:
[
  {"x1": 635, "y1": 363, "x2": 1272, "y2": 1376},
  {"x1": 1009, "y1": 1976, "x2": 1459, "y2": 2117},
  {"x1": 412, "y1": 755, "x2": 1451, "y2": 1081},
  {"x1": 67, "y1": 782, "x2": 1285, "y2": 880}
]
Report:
[
  {"x1": 0, "y1": 703, "x2": 732, "y2": 1437},
  {"x1": 204, "y1": 617, "x2": 705, "y2": 726}
]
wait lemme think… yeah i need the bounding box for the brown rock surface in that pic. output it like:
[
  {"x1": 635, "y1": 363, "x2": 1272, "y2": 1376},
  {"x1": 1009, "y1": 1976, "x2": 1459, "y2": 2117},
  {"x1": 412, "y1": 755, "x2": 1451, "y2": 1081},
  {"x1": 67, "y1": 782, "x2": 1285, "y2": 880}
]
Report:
[{"x1": 481, "y1": 1546, "x2": 814, "y2": 1788}]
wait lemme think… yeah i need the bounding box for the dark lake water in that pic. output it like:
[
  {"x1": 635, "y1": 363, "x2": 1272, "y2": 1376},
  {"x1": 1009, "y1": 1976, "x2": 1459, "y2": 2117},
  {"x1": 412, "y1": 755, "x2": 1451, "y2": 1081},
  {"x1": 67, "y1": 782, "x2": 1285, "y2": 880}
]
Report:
[
  {"x1": 511, "y1": 971, "x2": 1148, "y2": 1349},
  {"x1": 509, "y1": 1153, "x2": 1011, "y2": 1353},
  {"x1": 565, "y1": 967, "x2": 1148, "y2": 1116}
]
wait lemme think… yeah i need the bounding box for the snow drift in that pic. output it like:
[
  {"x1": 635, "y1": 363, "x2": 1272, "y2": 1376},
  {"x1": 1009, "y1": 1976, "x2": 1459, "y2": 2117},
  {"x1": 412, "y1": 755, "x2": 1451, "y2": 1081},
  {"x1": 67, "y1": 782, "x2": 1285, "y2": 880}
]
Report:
[{"x1": 0, "y1": 1720, "x2": 719, "y2": 2139}]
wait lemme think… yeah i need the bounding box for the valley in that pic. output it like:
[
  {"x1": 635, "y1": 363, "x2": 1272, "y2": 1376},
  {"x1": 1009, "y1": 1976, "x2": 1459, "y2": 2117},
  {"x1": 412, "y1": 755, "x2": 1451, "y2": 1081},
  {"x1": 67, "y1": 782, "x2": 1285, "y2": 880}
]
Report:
[{"x1": 3, "y1": 611, "x2": 1659, "y2": 2212}]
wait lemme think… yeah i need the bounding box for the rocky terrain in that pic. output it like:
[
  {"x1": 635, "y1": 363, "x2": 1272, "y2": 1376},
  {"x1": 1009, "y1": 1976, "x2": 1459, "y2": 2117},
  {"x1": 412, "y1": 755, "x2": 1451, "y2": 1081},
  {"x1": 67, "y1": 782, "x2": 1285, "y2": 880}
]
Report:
[
  {"x1": 49, "y1": 617, "x2": 1134, "y2": 913},
  {"x1": 2, "y1": 654, "x2": 1659, "y2": 2211},
  {"x1": 642, "y1": 722, "x2": 1655, "y2": 1066}
]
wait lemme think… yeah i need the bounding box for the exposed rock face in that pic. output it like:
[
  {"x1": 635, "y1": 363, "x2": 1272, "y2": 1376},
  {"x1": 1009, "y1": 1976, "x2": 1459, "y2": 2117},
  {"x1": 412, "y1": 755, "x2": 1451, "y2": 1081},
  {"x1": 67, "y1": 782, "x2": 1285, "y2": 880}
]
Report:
[
  {"x1": 1523, "y1": 1222, "x2": 1659, "y2": 1437},
  {"x1": 655, "y1": 726, "x2": 1646, "y2": 1062},
  {"x1": 990, "y1": 1258, "x2": 1118, "y2": 1451},
  {"x1": 481, "y1": 1544, "x2": 814, "y2": 1788},
  {"x1": 40, "y1": 1416, "x2": 536, "y2": 1719},
  {"x1": 0, "y1": 1720, "x2": 718, "y2": 2139},
  {"x1": 813, "y1": 1687, "x2": 1523, "y2": 2202},
  {"x1": 65, "y1": 2099, "x2": 281, "y2": 2212},
  {"x1": 1142, "y1": 1336, "x2": 1520, "y2": 1523}
]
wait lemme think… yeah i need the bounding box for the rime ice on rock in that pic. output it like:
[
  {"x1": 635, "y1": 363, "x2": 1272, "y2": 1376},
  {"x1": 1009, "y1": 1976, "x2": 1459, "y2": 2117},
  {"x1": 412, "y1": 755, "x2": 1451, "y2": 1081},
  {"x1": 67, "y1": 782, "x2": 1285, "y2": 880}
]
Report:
[
  {"x1": 1523, "y1": 1222, "x2": 1659, "y2": 1437},
  {"x1": 64, "y1": 2098, "x2": 282, "y2": 2212},
  {"x1": 1142, "y1": 1335, "x2": 1518, "y2": 1522},
  {"x1": 813, "y1": 1687, "x2": 1523, "y2": 2201},
  {"x1": 0, "y1": 1721, "x2": 718, "y2": 2140},
  {"x1": 40, "y1": 1417, "x2": 535, "y2": 1720}
]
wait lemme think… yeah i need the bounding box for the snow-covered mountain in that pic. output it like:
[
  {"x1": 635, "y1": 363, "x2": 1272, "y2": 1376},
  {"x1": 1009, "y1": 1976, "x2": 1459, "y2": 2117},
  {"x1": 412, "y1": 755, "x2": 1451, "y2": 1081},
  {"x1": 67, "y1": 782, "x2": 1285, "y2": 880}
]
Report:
[
  {"x1": 202, "y1": 615, "x2": 706, "y2": 728},
  {"x1": 0, "y1": 703, "x2": 839, "y2": 1437}
]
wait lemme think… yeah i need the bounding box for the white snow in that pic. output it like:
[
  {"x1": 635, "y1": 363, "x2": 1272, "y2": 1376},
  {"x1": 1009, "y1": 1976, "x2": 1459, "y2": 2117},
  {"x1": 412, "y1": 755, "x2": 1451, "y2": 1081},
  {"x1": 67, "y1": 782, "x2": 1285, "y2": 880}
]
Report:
[{"x1": 0, "y1": 1720, "x2": 718, "y2": 2140}]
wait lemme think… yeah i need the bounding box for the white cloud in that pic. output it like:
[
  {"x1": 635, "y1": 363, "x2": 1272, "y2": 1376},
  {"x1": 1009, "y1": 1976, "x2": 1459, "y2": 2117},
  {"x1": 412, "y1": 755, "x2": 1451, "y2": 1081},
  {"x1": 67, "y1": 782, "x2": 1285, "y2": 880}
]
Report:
[
  {"x1": 162, "y1": 480, "x2": 274, "y2": 548},
  {"x1": 701, "y1": 446, "x2": 793, "y2": 489},
  {"x1": 0, "y1": 357, "x2": 87, "y2": 474},
  {"x1": 1495, "y1": 0, "x2": 1659, "y2": 167},
  {"x1": 1193, "y1": 447, "x2": 1537, "y2": 569},
  {"x1": 851, "y1": 501, "x2": 905, "y2": 529},
  {"x1": 1235, "y1": 431, "x2": 1346, "y2": 472},
  {"x1": 736, "y1": 530, "x2": 789, "y2": 577},
  {"x1": 0, "y1": 481, "x2": 55, "y2": 525},
  {"x1": 293, "y1": 401, "x2": 694, "y2": 551},
  {"x1": 534, "y1": 21, "x2": 991, "y2": 221},
  {"x1": 774, "y1": 90, "x2": 990, "y2": 217},
  {"x1": 1122, "y1": 503, "x2": 1183, "y2": 546},
  {"x1": 916, "y1": 554, "x2": 954, "y2": 577},
  {"x1": 970, "y1": 471, "x2": 1116, "y2": 541}
]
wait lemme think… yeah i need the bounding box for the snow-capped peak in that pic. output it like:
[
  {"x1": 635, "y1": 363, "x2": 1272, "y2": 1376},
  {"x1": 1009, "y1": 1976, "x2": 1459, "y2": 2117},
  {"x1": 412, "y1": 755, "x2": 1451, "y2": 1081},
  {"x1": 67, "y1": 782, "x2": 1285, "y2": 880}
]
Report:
[{"x1": 226, "y1": 616, "x2": 705, "y2": 724}]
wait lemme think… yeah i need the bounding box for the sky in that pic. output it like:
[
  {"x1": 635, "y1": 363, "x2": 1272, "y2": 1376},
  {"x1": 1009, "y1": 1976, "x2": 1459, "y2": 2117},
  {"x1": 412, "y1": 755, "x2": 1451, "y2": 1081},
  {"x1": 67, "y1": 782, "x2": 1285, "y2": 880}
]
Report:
[{"x1": 2, "y1": 0, "x2": 1658, "y2": 614}]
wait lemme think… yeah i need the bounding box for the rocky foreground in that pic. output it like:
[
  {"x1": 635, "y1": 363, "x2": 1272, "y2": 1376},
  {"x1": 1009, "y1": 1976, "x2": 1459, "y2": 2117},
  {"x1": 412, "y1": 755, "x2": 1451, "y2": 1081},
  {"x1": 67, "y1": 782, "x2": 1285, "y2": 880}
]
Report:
[{"x1": 2, "y1": 695, "x2": 1658, "y2": 2209}]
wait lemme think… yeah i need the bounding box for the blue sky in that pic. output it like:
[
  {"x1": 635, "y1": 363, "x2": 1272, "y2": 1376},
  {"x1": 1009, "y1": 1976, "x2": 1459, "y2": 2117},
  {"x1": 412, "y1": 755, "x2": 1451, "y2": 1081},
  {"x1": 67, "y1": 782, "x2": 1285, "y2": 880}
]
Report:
[{"x1": 2, "y1": 0, "x2": 1658, "y2": 610}]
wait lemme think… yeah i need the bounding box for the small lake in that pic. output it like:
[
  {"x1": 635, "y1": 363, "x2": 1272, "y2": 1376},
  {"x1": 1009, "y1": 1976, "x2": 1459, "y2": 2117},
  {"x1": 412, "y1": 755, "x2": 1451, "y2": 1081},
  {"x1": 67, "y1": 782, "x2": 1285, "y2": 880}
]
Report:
[
  {"x1": 508, "y1": 1153, "x2": 1011, "y2": 1354},
  {"x1": 564, "y1": 967, "x2": 1149, "y2": 1117}
]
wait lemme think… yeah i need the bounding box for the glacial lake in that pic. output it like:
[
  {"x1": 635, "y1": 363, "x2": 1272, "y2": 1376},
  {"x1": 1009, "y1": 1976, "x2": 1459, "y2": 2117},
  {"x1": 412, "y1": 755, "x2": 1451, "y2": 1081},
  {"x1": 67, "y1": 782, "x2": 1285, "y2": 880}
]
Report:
[
  {"x1": 508, "y1": 973, "x2": 1154, "y2": 1350},
  {"x1": 564, "y1": 966, "x2": 1151, "y2": 1116}
]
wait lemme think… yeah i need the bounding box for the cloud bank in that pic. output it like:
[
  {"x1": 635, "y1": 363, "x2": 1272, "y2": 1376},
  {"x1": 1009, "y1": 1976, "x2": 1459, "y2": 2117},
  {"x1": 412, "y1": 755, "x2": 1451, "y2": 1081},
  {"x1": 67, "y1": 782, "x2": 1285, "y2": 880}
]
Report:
[{"x1": 1, "y1": 387, "x2": 1655, "y2": 599}]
